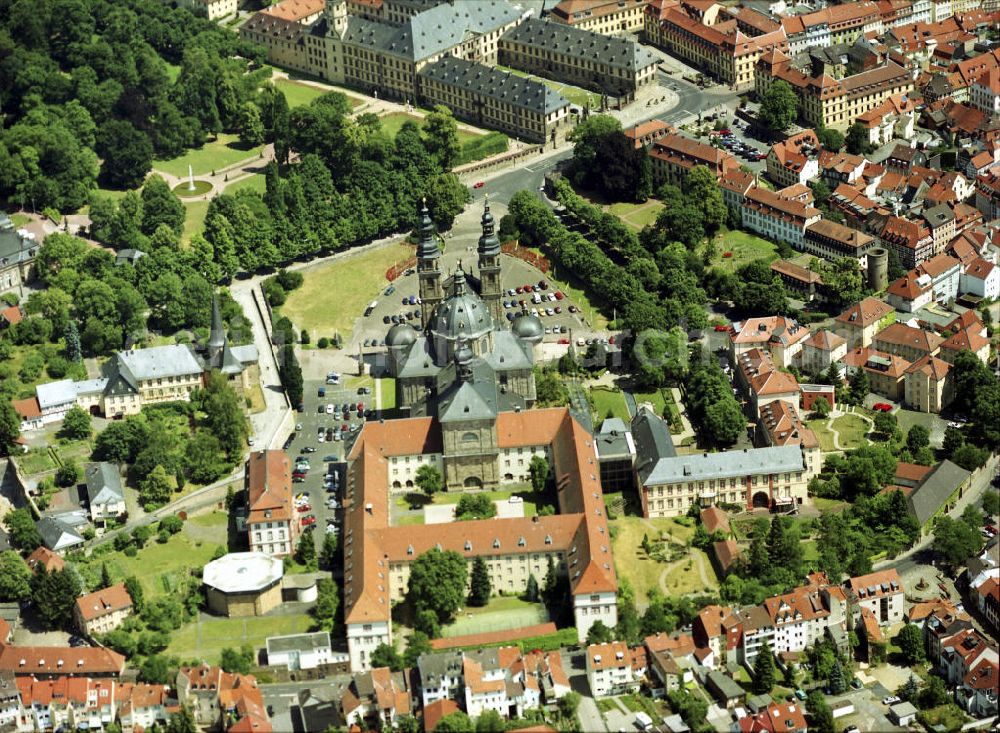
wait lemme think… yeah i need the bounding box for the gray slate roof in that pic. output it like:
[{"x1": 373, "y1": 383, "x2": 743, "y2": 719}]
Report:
[
  {"x1": 0, "y1": 214, "x2": 38, "y2": 266},
  {"x1": 342, "y1": 1, "x2": 523, "y2": 62},
  {"x1": 437, "y1": 361, "x2": 501, "y2": 423},
  {"x1": 501, "y1": 18, "x2": 658, "y2": 72},
  {"x1": 84, "y1": 463, "x2": 124, "y2": 508},
  {"x1": 266, "y1": 632, "x2": 331, "y2": 655},
  {"x1": 417, "y1": 650, "x2": 464, "y2": 688},
  {"x1": 36, "y1": 380, "x2": 78, "y2": 410},
  {"x1": 631, "y1": 406, "x2": 677, "y2": 486},
  {"x1": 117, "y1": 344, "x2": 203, "y2": 382},
  {"x1": 36, "y1": 517, "x2": 84, "y2": 552},
  {"x1": 639, "y1": 443, "x2": 804, "y2": 487},
  {"x1": 418, "y1": 56, "x2": 569, "y2": 115},
  {"x1": 907, "y1": 459, "x2": 971, "y2": 527}
]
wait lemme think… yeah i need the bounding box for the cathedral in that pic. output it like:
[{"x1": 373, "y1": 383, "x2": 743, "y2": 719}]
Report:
[{"x1": 385, "y1": 200, "x2": 543, "y2": 488}]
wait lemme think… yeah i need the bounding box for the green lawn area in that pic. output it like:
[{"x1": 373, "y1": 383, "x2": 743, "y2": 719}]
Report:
[
  {"x1": 611, "y1": 516, "x2": 702, "y2": 603},
  {"x1": 224, "y1": 174, "x2": 266, "y2": 195},
  {"x1": 10, "y1": 213, "x2": 30, "y2": 228},
  {"x1": 17, "y1": 449, "x2": 57, "y2": 475},
  {"x1": 811, "y1": 497, "x2": 848, "y2": 513},
  {"x1": 704, "y1": 228, "x2": 778, "y2": 273},
  {"x1": 379, "y1": 112, "x2": 482, "y2": 146},
  {"x1": 153, "y1": 134, "x2": 264, "y2": 178},
  {"x1": 591, "y1": 387, "x2": 630, "y2": 423},
  {"x1": 378, "y1": 377, "x2": 397, "y2": 410},
  {"x1": 807, "y1": 414, "x2": 870, "y2": 451},
  {"x1": 441, "y1": 596, "x2": 549, "y2": 638},
  {"x1": 607, "y1": 200, "x2": 664, "y2": 231},
  {"x1": 166, "y1": 613, "x2": 314, "y2": 664},
  {"x1": 632, "y1": 389, "x2": 666, "y2": 416},
  {"x1": 395, "y1": 486, "x2": 540, "y2": 518},
  {"x1": 660, "y1": 547, "x2": 719, "y2": 595},
  {"x1": 280, "y1": 243, "x2": 413, "y2": 340},
  {"x1": 181, "y1": 199, "x2": 210, "y2": 245},
  {"x1": 272, "y1": 78, "x2": 328, "y2": 108}
]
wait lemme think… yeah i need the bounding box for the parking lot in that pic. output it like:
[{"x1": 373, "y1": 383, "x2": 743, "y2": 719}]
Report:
[{"x1": 282, "y1": 375, "x2": 383, "y2": 551}]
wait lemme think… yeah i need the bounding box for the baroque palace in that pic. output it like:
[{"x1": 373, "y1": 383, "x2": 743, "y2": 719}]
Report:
[{"x1": 342, "y1": 202, "x2": 618, "y2": 670}]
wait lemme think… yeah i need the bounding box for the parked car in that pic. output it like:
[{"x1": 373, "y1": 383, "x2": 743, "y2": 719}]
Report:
[
  {"x1": 882, "y1": 696, "x2": 900, "y2": 705},
  {"x1": 301, "y1": 515, "x2": 316, "y2": 527},
  {"x1": 297, "y1": 504, "x2": 311, "y2": 513},
  {"x1": 872, "y1": 403, "x2": 893, "y2": 412}
]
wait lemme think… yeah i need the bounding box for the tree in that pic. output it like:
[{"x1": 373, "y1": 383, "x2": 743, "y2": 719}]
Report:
[
  {"x1": 759, "y1": 80, "x2": 798, "y2": 132},
  {"x1": 165, "y1": 706, "x2": 198, "y2": 733},
  {"x1": 237, "y1": 103, "x2": 265, "y2": 147},
  {"x1": 906, "y1": 424, "x2": 930, "y2": 453},
  {"x1": 685, "y1": 165, "x2": 726, "y2": 233},
  {"x1": 415, "y1": 608, "x2": 441, "y2": 637},
  {"x1": 917, "y1": 675, "x2": 948, "y2": 709},
  {"x1": 529, "y1": 455, "x2": 549, "y2": 493},
  {"x1": 414, "y1": 464, "x2": 442, "y2": 496},
  {"x1": 752, "y1": 643, "x2": 776, "y2": 693},
  {"x1": 64, "y1": 320, "x2": 82, "y2": 363},
  {"x1": 97, "y1": 120, "x2": 153, "y2": 190},
  {"x1": 279, "y1": 344, "x2": 303, "y2": 408},
  {"x1": 139, "y1": 465, "x2": 173, "y2": 508},
  {"x1": 817, "y1": 127, "x2": 845, "y2": 151},
  {"x1": 845, "y1": 123, "x2": 873, "y2": 156},
  {"x1": 200, "y1": 371, "x2": 248, "y2": 462},
  {"x1": 320, "y1": 532, "x2": 339, "y2": 570},
  {"x1": 403, "y1": 630, "x2": 432, "y2": 668},
  {"x1": 31, "y1": 567, "x2": 82, "y2": 630},
  {"x1": 423, "y1": 105, "x2": 460, "y2": 170},
  {"x1": 897, "y1": 675, "x2": 919, "y2": 703},
  {"x1": 313, "y1": 578, "x2": 339, "y2": 631},
  {"x1": 476, "y1": 709, "x2": 505, "y2": 733},
  {"x1": 124, "y1": 575, "x2": 145, "y2": 613},
  {"x1": 219, "y1": 645, "x2": 255, "y2": 674},
  {"x1": 141, "y1": 176, "x2": 186, "y2": 237},
  {"x1": 468, "y1": 556, "x2": 491, "y2": 607},
  {"x1": 435, "y1": 712, "x2": 473, "y2": 733},
  {"x1": 0, "y1": 551, "x2": 32, "y2": 601},
  {"x1": 407, "y1": 548, "x2": 468, "y2": 624},
  {"x1": 704, "y1": 398, "x2": 745, "y2": 446},
  {"x1": 951, "y1": 442, "x2": 989, "y2": 471},
  {"x1": 525, "y1": 573, "x2": 540, "y2": 602},
  {"x1": 811, "y1": 397, "x2": 831, "y2": 418},
  {"x1": 423, "y1": 173, "x2": 471, "y2": 230},
  {"x1": 100, "y1": 562, "x2": 112, "y2": 589},
  {"x1": 586, "y1": 619, "x2": 614, "y2": 645},
  {"x1": 943, "y1": 425, "x2": 965, "y2": 457},
  {"x1": 55, "y1": 460, "x2": 80, "y2": 488},
  {"x1": 559, "y1": 691, "x2": 582, "y2": 719},
  {"x1": 827, "y1": 659, "x2": 847, "y2": 694},
  {"x1": 295, "y1": 534, "x2": 317, "y2": 570},
  {"x1": 983, "y1": 489, "x2": 1000, "y2": 518},
  {"x1": 806, "y1": 690, "x2": 835, "y2": 733},
  {"x1": 848, "y1": 368, "x2": 870, "y2": 405},
  {"x1": 4, "y1": 508, "x2": 41, "y2": 551},
  {"x1": 933, "y1": 516, "x2": 981, "y2": 565},
  {"x1": 872, "y1": 411, "x2": 900, "y2": 442},
  {"x1": 0, "y1": 401, "x2": 21, "y2": 455},
  {"x1": 895, "y1": 624, "x2": 925, "y2": 665},
  {"x1": 59, "y1": 405, "x2": 92, "y2": 440},
  {"x1": 567, "y1": 114, "x2": 622, "y2": 187},
  {"x1": 455, "y1": 494, "x2": 496, "y2": 521},
  {"x1": 370, "y1": 642, "x2": 403, "y2": 671}
]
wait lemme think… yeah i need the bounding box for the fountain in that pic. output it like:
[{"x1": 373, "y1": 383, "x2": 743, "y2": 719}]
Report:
[{"x1": 187, "y1": 164, "x2": 196, "y2": 192}]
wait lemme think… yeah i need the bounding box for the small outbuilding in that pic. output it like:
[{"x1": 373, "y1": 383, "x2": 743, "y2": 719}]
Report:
[{"x1": 889, "y1": 701, "x2": 917, "y2": 726}]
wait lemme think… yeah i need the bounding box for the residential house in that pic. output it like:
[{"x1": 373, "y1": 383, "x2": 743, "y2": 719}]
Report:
[
  {"x1": 737, "y1": 701, "x2": 808, "y2": 733},
  {"x1": 73, "y1": 584, "x2": 133, "y2": 637},
  {"x1": 83, "y1": 463, "x2": 125, "y2": 526},
  {"x1": 769, "y1": 259, "x2": 823, "y2": 301},
  {"x1": 740, "y1": 186, "x2": 822, "y2": 249},
  {"x1": 956, "y1": 655, "x2": 998, "y2": 719},
  {"x1": 176, "y1": 665, "x2": 269, "y2": 730},
  {"x1": 878, "y1": 215, "x2": 935, "y2": 269},
  {"x1": 424, "y1": 699, "x2": 461, "y2": 733},
  {"x1": 799, "y1": 330, "x2": 847, "y2": 376},
  {"x1": 0, "y1": 645, "x2": 126, "y2": 678},
  {"x1": 766, "y1": 130, "x2": 820, "y2": 188},
  {"x1": 940, "y1": 326, "x2": 990, "y2": 365},
  {"x1": 35, "y1": 517, "x2": 84, "y2": 555},
  {"x1": 265, "y1": 633, "x2": 333, "y2": 672},
  {"x1": 960, "y1": 257, "x2": 1000, "y2": 298},
  {"x1": 975, "y1": 169, "x2": 1000, "y2": 221},
  {"x1": 645, "y1": 633, "x2": 696, "y2": 693},
  {"x1": 26, "y1": 547, "x2": 64, "y2": 574},
  {"x1": 0, "y1": 670, "x2": 21, "y2": 729},
  {"x1": 915, "y1": 253, "x2": 962, "y2": 302},
  {"x1": 245, "y1": 450, "x2": 298, "y2": 558},
  {"x1": 856, "y1": 93, "x2": 917, "y2": 146},
  {"x1": 971, "y1": 66, "x2": 1000, "y2": 114},
  {"x1": 116, "y1": 683, "x2": 172, "y2": 733},
  {"x1": 586, "y1": 642, "x2": 645, "y2": 697},
  {"x1": 887, "y1": 272, "x2": 934, "y2": 312},
  {"x1": 974, "y1": 576, "x2": 999, "y2": 635},
  {"x1": 340, "y1": 667, "x2": 411, "y2": 729},
  {"x1": 844, "y1": 569, "x2": 905, "y2": 627},
  {"x1": 904, "y1": 355, "x2": 953, "y2": 413},
  {"x1": 834, "y1": 297, "x2": 895, "y2": 348},
  {"x1": 418, "y1": 651, "x2": 465, "y2": 709},
  {"x1": 16, "y1": 676, "x2": 117, "y2": 733},
  {"x1": 735, "y1": 348, "x2": 801, "y2": 419},
  {"x1": 624, "y1": 119, "x2": 672, "y2": 150},
  {"x1": 842, "y1": 347, "x2": 911, "y2": 401},
  {"x1": 729, "y1": 316, "x2": 811, "y2": 367},
  {"x1": 762, "y1": 578, "x2": 848, "y2": 658}
]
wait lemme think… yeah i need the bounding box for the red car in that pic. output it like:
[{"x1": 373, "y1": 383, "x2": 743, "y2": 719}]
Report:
[
  {"x1": 554, "y1": 291, "x2": 564, "y2": 300},
  {"x1": 292, "y1": 470, "x2": 307, "y2": 479},
  {"x1": 356, "y1": 402, "x2": 364, "y2": 412},
  {"x1": 558, "y1": 338, "x2": 569, "y2": 344},
  {"x1": 473, "y1": 181, "x2": 485, "y2": 189},
  {"x1": 300, "y1": 515, "x2": 316, "y2": 527},
  {"x1": 297, "y1": 504, "x2": 311, "y2": 513},
  {"x1": 515, "y1": 286, "x2": 523, "y2": 294},
  {"x1": 608, "y1": 335, "x2": 616, "y2": 344},
  {"x1": 873, "y1": 403, "x2": 893, "y2": 412},
  {"x1": 538, "y1": 281, "x2": 548, "y2": 290},
  {"x1": 524, "y1": 284, "x2": 534, "y2": 293},
  {"x1": 714, "y1": 325, "x2": 730, "y2": 332}
]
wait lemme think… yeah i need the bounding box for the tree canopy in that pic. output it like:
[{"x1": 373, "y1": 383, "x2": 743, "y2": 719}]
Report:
[
  {"x1": 407, "y1": 548, "x2": 469, "y2": 626},
  {"x1": 759, "y1": 81, "x2": 799, "y2": 133}
]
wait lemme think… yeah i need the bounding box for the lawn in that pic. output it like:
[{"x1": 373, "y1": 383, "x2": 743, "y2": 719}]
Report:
[
  {"x1": 607, "y1": 200, "x2": 664, "y2": 231},
  {"x1": 591, "y1": 387, "x2": 630, "y2": 423},
  {"x1": 10, "y1": 213, "x2": 30, "y2": 228},
  {"x1": 166, "y1": 613, "x2": 314, "y2": 664},
  {"x1": 166, "y1": 63, "x2": 181, "y2": 83},
  {"x1": 610, "y1": 516, "x2": 700, "y2": 603},
  {"x1": 378, "y1": 377, "x2": 397, "y2": 410},
  {"x1": 659, "y1": 547, "x2": 719, "y2": 596},
  {"x1": 280, "y1": 243, "x2": 414, "y2": 341},
  {"x1": 704, "y1": 228, "x2": 778, "y2": 273},
  {"x1": 394, "y1": 486, "x2": 540, "y2": 518},
  {"x1": 153, "y1": 134, "x2": 264, "y2": 178},
  {"x1": 806, "y1": 419, "x2": 837, "y2": 452},
  {"x1": 441, "y1": 596, "x2": 549, "y2": 638},
  {"x1": 379, "y1": 112, "x2": 483, "y2": 147},
  {"x1": 806, "y1": 413, "x2": 870, "y2": 452},
  {"x1": 272, "y1": 78, "x2": 328, "y2": 108},
  {"x1": 182, "y1": 199, "x2": 210, "y2": 244},
  {"x1": 811, "y1": 497, "x2": 848, "y2": 513},
  {"x1": 224, "y1": 174, "x2": 266, "y2": 195},
  {"x1": 17, "y1": 449, "x2": 57, "y2": 475}
]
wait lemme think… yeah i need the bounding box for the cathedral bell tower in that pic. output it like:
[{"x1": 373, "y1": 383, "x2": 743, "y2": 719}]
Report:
[
  {"x1": 416, "y1": 200, "x2": 443, "y2": 329},
  {"x1": 476, "y1": 196, "x2": 503, "y2": 324}
]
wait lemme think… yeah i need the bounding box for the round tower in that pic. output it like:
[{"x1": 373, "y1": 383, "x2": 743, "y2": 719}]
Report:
[{"x1": 867, "y1": 247, "x2": 889, "y2": 292}]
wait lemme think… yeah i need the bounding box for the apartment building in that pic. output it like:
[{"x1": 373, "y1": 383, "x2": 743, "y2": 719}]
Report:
[
  {"x1": 975, "y1": 170, "x2": 1000, "y2": 221},
  {"x1": 873, "y1": 322, "x2": 944, "y2": 362},
  {"x1": 856, "y1": 93, "x2": 917, "y2": 146},
  {"x1": 756, "y1": 50, "x2": 914, "y2": 130},
  {"x1": 498, "y1": 18, "x2": 658, "y2": 101},
  {"x1": 803, "y1": 219, "x2": 879, "y2": 269},
  {"x1": 417, "y1": 57, "x2": 569, "y2": 143},
  {"x1": 843, "y1": 347, "x2": 911, "y2": 401},
  {"x1": 844, "y1": 569, "x2": 905, "y2": 626},
  {"x1": 116, "y1": 683, "x2": 172, "y2": 733},
  {"x1": 799, "y1": 329, "x2": 848, "y2": 375},
  {"x1": 887, "y1": 272, "x2": 934, "y2": 313},
  {"x1": 914, "y1": 252, "x2": 962, "y2": 302},
  {"x1": 341, "y1": 666, "x2": 412, "y2": 729},
  {"x1": 729, "y1": 315, "x2": 812, "y2": 368},
  {"x1": 940, "y1": 325, "x2": 991, "y2": 365},
  {"x1": 904, "y1": 355, "x2": 954, "y2": 413},
  {"x1": 176, "y1": 665, "x2": 269, "y2": 732},
  {"x1": 586, "y1": 642, "x2": 646, "y2": 697},
  {"x1": 735, "y1": 348, "x2": 801, "y2": 419},
  {"x1": 647, "y1": 133, "x2": 740, "y2": 186},
  {"x1": 245, "y1": 450, "x2": 299, "y2": 558},
  {"x1": 763, "y1": 581, "x2": 848, "y2": 658},
  {"x1": 16, "y1": 677, "x2": 117, "y2": 733},
  {"x1": 0, "y1": 645, "x2": 126, "y2": 678},
  {"x1": 877, "y1": 215, "x2": 935, "y2": 269},
  {"x1": 971, "y1": 67, "x2": 1000, "y2": 114},
  {"x1": 643, "y1": 0, "x2": 790, "y2": 89},
  {"x1": 740, "y1": 185, "x2": 823, "y2": 249},
  {"x1": 960, "y1": 257, "x2": 1000, "y2": 299},
  {"x1": 549, "y1": 0, "x2": 649, "y2": 35},
  {"x1": 780, "y1": 2, "x2": 882, "y2": 53},
  {"x1": 73, "y1": 584, "x2": 133, "y2": 637},
  {"x1": 766, "y1": 130, "x2": 820, "y2": 188}
]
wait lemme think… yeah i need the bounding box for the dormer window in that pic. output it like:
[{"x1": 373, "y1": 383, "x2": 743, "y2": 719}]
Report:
[{"x1": 493, "y1": 538, "x2": 501, "y2": 548}]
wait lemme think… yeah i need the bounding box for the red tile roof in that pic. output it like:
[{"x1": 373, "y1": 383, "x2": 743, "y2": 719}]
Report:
[
  {"x1": 0, "y1": 645, "x2": 126, "y2": 676},
  {"x1": 75, "y1": 584, "x2": 133, "y2": 622}
]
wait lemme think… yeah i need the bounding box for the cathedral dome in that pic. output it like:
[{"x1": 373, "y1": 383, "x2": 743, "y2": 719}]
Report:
[
  {"x1": 386, "y1": 322, "x2": 418, "y2": 348},
  {"x1": 511, "y1": 311, "x2": 544, "y2": 343},
  {"x1": 430, "y1": 267, "x2": 493, "y2": 343}
]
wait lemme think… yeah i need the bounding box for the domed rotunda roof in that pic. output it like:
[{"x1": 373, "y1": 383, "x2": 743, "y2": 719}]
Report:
[
  {"x1": 386, "y1": 322, "x2": 418, "y2": 348},
  {"x1": 430, "y1": 266, "x2": 493, "y2": 343},
  {"x1": 511, "y1": 310, "x2": 544, "y2": 343}
]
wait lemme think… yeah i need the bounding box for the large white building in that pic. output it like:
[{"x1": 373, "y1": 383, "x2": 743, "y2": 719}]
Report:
[
  {"x1": 265, "y1": 633, "x2": 334, "y2": 671},
  {"x1": 586, "y1": 642, "x2": 646, "y2": 697}
]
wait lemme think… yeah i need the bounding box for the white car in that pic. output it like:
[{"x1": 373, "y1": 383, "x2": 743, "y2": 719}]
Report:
[
  {"x1": 882, "y1": 696, "x2": 900, "y2": 706},
  {"x1": 325, "y1": 525, "x2": 339, "y2": 534},
  {"x1": 317, "y1": 433, "x2": 325, "y2": 443},
  {"x1": 576, "y1": 338, "x2": 585, "y2": 346},
  {"x1": 325, "y1": 404, "x2": 334, "y2": 414},
  {"x1": 547, "y1": 292, "x2": 557, "y2": 302}
]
